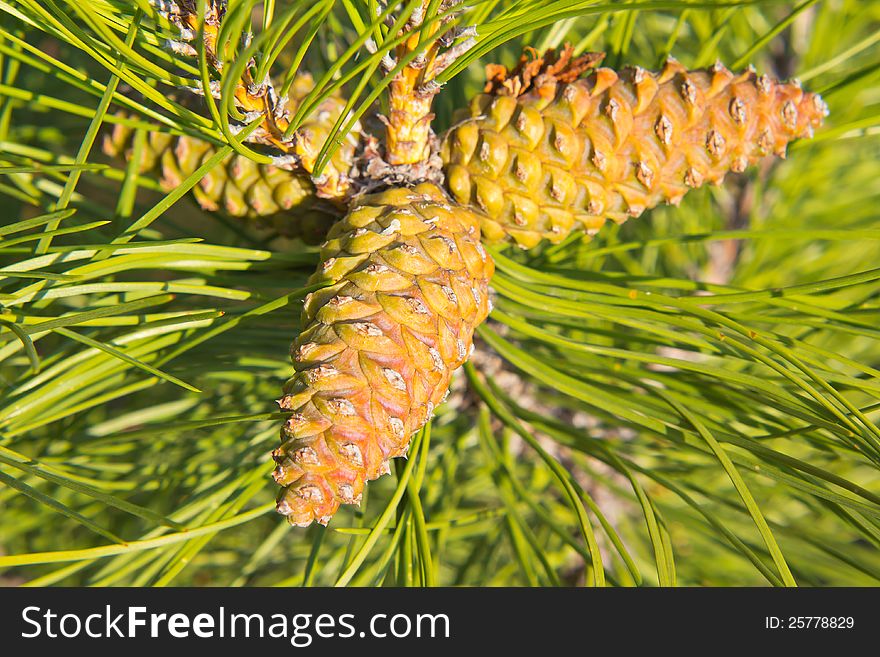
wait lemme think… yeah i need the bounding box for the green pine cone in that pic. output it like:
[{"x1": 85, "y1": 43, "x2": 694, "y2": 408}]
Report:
[{"x1": 102, "y1": 75, "x2": 354, "y2": 243}]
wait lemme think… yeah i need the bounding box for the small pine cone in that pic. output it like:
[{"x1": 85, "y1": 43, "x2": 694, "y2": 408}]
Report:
[
  {"x1": 102, "y1": 120, "x2": 174, "y2": 176},
  {"x1": 273, "y1": 182, "x2": 494, "y2": 526},
  {"x1": 158, "y1": 136, "x2": 336, "y2": 242},
  {"x1": 441, "y1": 49, "x2": 828, "y2": 248},
  {"x1": 101, "y1": 76, "x2": 356, "y2": 243}
]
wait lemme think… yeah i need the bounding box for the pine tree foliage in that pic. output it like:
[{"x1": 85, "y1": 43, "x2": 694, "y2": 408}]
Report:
[{"x1": 0, "y1": 0, "x2": 879, "y2": 586}]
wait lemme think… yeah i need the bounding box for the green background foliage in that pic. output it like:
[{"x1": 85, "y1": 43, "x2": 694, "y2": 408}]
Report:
[{"x1": 0, "y1": 0, "x2": 879, "y2": 586}]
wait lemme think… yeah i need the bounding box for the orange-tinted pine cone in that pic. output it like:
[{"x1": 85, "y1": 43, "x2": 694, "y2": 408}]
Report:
[
  {"x1": 441, "y1": 50, "x2": 828, "y2": 248},
  {"x1": 273, "y1": 183, "x2": 494, "y2": 526}
]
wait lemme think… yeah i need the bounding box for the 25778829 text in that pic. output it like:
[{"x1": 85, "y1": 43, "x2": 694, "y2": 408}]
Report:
[{"x1": 764, "y1": 617, "x2": 855, "y2": 630}]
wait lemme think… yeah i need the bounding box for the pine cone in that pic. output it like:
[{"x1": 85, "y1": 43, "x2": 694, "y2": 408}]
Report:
[
  {"x1": 273, "y1": 183, "x2": 494, "y2": 526},
  {"x1": 441, "y1": 47, "x2": 828, "y2": 248},
  {"x1": 101, "y1": 76, "x2": 355, "y2": 243},
  {"x1": 102, "y1": 121, "x2": 174, "y2": 176},
  {"x1": 158, "y1": 136, "x2": 337, "y2": 244}
]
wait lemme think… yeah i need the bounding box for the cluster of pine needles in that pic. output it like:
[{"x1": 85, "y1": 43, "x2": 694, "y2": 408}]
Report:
[{"x1": 1, "y1": 0, "x2": 879, "y2": 586}]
